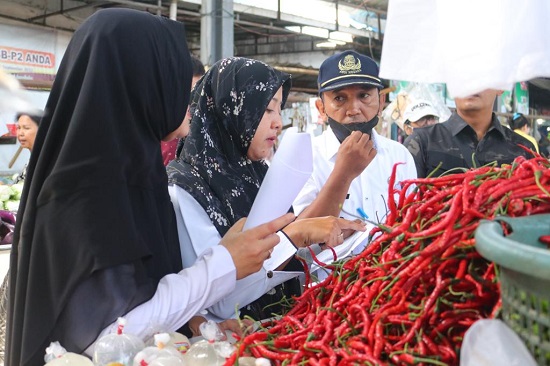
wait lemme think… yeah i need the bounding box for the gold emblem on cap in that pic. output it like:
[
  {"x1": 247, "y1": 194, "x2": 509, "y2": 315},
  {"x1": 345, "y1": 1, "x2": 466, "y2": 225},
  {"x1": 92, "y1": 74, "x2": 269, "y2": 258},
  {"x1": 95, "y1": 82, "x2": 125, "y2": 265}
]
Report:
[{"x1": 338, "y1": 55, "x2": 362, "y2": 74}]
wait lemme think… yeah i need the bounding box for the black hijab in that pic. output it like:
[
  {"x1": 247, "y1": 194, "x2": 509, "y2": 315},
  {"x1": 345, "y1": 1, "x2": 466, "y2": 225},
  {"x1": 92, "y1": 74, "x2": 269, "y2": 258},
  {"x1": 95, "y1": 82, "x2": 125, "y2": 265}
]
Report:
[
  {"x1": 6, "y1": 9, "x2": 191, "y2": 365},
  {"x1": 167, "y1": 57, "x2": 291, "y2": 235}
]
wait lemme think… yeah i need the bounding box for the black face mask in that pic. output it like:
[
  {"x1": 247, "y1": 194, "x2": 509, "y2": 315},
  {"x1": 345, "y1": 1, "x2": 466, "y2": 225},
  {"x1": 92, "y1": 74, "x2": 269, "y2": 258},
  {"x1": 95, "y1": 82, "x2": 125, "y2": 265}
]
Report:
[{"x1": 327, "y1": 115, "x2": 379, "y2": 143}]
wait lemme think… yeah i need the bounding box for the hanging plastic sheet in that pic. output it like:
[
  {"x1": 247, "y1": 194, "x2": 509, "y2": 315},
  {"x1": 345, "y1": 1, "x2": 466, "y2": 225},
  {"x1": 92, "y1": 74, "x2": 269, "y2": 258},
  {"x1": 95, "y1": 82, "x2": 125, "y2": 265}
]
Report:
[{"x1": 379, "y1": 0, "x2": 550, "y2": 98}]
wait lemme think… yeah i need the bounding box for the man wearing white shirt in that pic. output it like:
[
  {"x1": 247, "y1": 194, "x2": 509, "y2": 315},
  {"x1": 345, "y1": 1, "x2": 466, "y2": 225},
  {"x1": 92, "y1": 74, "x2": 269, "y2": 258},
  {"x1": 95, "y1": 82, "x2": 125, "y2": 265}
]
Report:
[{"x1": 294, "y1": 50, "x2": 417, "y2": 229}]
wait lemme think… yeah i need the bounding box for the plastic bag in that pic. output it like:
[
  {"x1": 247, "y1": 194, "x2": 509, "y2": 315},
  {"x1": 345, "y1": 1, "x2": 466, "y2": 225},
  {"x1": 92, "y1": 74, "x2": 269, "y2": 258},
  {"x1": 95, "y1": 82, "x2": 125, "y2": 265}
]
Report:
[
  {"x1": 460, "y1": 319, "x2": 537, "y2": 366},
  {"x1": 43, "y1": 341, "x2": 94, "y2": 366},
  {"x1": 93, "y1": 317, "x2": 145, "y2": 366},
  {"x1": 133, "y1": 333, "x2": 185, "y2": 366},
  {"x1": 143, "y1": 332, "x2": 190, "y2": 355},
  {"x1": 183, "y1": 320, "x2": 235, "y2": 366}
]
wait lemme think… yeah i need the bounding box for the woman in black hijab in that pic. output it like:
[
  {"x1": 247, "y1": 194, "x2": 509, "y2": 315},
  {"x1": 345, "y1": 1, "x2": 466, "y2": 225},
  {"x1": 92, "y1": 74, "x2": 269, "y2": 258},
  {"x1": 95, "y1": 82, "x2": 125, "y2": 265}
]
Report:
[
  {"x1": 167, "y1": 58, "x2": 365, "y2": 321},
  {"x1": 6, "y1": 9, "x2": 292, "y2": 365}
]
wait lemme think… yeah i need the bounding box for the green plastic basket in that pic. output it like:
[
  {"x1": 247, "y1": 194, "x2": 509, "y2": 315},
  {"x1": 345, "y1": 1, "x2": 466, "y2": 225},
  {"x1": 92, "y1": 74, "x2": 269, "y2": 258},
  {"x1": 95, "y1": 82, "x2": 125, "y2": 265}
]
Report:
[{"x1": 475, "y1": 214, "x2": 550, "y2": 365}]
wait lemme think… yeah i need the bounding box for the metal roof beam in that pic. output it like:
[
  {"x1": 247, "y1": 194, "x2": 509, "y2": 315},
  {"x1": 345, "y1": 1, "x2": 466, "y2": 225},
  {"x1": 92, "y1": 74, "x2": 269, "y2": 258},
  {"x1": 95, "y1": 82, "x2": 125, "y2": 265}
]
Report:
[{"x1": 27, "y1": 2, "x2": 102, "y2": 22}]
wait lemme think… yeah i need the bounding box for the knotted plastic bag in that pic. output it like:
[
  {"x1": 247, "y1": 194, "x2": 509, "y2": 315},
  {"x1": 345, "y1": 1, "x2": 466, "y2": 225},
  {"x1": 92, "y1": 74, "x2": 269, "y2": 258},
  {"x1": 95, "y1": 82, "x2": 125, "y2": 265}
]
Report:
[
  {"x1": 43, "y1": 341, "x2": 94, "y2": 366},
  {"x1": 144, "y1": 332, "x2": 190, "y2": 355},
  {"x1": 133, "y1": 333, "x2": 185, "y2": 366},
  {"x1": 183, "y1": 320, "x2": 235, "y2": 366},
  {"x1": 93, "y1": 317, "x2": 145, "y2": 366}
]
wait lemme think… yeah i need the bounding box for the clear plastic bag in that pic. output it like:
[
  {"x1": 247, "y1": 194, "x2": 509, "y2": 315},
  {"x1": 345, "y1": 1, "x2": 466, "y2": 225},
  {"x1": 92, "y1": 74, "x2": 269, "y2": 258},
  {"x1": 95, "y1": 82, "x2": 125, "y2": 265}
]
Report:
[
  {"x1": 460, "y1": 319, "x2": 537, "y2": 366},
  {"x1": 43, "y1": 341, "x2": 94, "y2": 366},
  {"x1": 133, "y1": 333, "x2": 185, "y2": 366},
  {"x1": 183, "y1": 320, "x2": 234, "y2": 366},
  {"x1": 143, "y1": 332, "x2": 190, "y2": 355},
  {"x1": 93, "y1": 317, "x2": 145, "y2": 366}
]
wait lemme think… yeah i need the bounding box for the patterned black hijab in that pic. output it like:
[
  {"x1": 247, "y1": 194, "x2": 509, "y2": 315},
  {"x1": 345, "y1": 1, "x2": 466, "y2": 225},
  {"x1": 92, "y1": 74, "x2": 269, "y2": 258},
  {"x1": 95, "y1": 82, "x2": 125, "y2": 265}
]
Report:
[
  {"x1": 167, "y1": 58, "x2": 291, "y2": 235},
  {"x1": 6, "y1": 9, "x2": 191, "y2": 365}
]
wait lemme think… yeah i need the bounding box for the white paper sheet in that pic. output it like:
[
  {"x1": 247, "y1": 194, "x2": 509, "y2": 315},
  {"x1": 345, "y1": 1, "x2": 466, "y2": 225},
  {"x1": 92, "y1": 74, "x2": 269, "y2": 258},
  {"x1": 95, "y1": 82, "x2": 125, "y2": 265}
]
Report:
[
  {"x1": 243, "y1": 129, "x2": 312, "y2": 230},
  {"x1": 379, "y1": 0, "x2": 550, "y2": 98},
  {"x1": 241, "y1": 129, "x2": 313, "y2": 272}
]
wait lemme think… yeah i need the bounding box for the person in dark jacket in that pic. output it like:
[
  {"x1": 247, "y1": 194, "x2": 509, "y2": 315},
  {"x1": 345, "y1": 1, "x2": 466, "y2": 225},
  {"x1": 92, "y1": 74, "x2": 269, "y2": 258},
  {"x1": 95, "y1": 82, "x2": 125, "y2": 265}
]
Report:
[{"x1": 405, "y1": 89, "x2": 536, "y2": 177}]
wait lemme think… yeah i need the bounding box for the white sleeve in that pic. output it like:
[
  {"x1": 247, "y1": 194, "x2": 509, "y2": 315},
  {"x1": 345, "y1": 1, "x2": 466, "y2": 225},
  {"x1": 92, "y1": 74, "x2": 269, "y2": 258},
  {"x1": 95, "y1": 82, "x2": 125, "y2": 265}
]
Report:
[
  {"x1": 206, "y1": 232, "x2": 301, "y2": 320},
  {"x1": 87, "y1": 246, "x2": 236, "y2": 355},
  {"x1": 170, "y1": 185, "x2": 222, "y2": 269},
  {"x1": 169, "y1": 185, "x2": 300, "y2": 321},
  {"x1": 292, "y1": 175, "x2": 320, "y2": 216}
]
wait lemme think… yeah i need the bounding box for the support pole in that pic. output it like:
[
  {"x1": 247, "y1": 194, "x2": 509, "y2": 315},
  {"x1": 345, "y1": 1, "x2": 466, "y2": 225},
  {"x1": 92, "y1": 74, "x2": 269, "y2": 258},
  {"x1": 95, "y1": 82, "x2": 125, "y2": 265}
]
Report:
[{"x1": 200, "y1": 0, "x2": 234, "y2": 66}]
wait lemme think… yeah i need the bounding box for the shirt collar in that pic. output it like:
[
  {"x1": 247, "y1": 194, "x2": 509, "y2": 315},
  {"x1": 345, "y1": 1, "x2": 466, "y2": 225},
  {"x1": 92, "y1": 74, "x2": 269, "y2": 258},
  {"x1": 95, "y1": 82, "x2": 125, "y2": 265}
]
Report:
[{"x1": 447, "y1": 111, "x2": 506, "y2": 137}]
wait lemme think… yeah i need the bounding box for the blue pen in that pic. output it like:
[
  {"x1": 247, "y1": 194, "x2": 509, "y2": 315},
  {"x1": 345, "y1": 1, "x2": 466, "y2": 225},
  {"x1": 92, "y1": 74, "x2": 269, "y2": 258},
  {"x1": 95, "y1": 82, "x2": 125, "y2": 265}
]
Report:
[{"x1": 356, "y1": 207, "x2": 369, "y2": 220}]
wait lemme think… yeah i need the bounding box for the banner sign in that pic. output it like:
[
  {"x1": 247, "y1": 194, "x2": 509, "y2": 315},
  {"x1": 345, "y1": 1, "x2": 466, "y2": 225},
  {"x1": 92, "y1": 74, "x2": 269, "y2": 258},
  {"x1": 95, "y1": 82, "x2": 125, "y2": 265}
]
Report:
[
  {"x1": 514, "y1": 82, "x2": 529, "y2": 115},
  {"x1": 0, "y1": 45, "x2": 56, "y2": 85},
  {"x1": 0, "y1": 23, "x2": 58, "y2": 89}
]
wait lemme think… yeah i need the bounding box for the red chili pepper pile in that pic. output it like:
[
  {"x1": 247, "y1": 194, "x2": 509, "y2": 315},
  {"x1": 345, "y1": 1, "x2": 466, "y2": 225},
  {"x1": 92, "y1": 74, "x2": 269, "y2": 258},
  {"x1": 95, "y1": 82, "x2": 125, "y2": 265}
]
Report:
[{"x1": 226, "y1": 155, "x2": 550, "y2": 366}]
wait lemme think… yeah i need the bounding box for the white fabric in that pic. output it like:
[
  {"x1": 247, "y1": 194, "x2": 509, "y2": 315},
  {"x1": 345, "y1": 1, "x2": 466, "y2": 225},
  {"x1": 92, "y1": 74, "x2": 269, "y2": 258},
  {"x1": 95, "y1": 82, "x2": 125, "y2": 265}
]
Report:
[
  {"x1": 379, "y1": 0, "x2": 550, "y2": 98},
  {"x1": 293, "y1": 129, "x2": 417, "y2": 225},
  {"x1": 86, "y1": 245, "x2": 236, "y2": 356},
  {"x1": 169, "y1": 185, "x2": 302, "y2": 320}
]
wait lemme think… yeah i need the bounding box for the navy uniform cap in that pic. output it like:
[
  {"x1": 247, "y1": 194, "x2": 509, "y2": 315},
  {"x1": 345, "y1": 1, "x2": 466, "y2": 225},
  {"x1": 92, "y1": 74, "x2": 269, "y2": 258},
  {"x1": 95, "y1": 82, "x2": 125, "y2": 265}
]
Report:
[{"x1": 318, "y1": 50, "x2": 384, "y2": 93}]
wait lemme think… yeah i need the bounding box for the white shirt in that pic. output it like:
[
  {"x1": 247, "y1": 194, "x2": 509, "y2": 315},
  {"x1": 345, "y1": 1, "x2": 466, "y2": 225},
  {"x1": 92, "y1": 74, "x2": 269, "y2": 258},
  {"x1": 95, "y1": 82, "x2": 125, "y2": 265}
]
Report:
[
  {"x1": 169, "y1": 185, "x2": 301, "y2": 321},
  {"x1": 293, "y1": 128, "x2": 417, "y2": 224},
  {"x1": 87, "y1": 245, "x2": 236, "y2": 356},
  {"x1": 88, "y1": 185, "x2": 301, "y2": 355}
]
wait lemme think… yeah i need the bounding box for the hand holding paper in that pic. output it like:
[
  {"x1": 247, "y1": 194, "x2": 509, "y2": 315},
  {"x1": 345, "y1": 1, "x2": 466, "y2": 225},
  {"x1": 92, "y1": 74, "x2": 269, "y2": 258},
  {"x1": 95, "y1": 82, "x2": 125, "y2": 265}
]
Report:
[
  {"x1": 242, "y1": 129, "x2": 313, "y2": 271},
  {"x1": 244, "y1": 129, "x2": 312, "y2": 230}
]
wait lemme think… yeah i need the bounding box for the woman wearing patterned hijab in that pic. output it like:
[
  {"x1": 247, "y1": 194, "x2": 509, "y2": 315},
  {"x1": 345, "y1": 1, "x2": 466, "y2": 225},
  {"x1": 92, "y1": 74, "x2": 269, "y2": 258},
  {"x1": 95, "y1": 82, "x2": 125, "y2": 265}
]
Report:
[
  {"x1": 6, "y1": 10, "x2": 295, "y2": 365},
  {"x1": 167, "y1": 57, "x2": 365, "y2": 321}
]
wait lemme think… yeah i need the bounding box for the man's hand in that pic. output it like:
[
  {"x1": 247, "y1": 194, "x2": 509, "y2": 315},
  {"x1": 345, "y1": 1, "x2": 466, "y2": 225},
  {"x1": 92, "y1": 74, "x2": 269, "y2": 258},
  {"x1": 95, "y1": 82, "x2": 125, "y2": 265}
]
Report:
[
  {"x1": 282, "y1": 216, "x2": 366, "y2": 248},
  {"x1": 187, "y1": 316, "x2": 254, "y2": 338},
  {"x1": 298, "y1": 131, "x2": 377, "y2": 220},
  {"x1": 217, "y1": 318, "x2": 255, "y2": 338},
  {"x1": 221, "y1": 213, "x2": 295, "y2": 280},
  {"x1": 334, "y1": 130, "x2": 377, "y2": 181}
]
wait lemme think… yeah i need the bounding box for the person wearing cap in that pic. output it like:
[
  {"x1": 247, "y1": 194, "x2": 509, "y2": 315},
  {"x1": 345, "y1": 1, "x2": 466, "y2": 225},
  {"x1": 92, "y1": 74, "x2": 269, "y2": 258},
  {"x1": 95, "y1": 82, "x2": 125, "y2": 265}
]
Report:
[
  {"x1": 401, "y1": 99, "x2": 440, "y2": 137},
  {"x1": 293, "y1": 50, "x2": 417, "y2": 230},
  {"x1": 404, "y1": 90, "x2": 537, "y2": 178},
  {"x1": 508, "y1": 112, "x2": 539, "y2": 154}
]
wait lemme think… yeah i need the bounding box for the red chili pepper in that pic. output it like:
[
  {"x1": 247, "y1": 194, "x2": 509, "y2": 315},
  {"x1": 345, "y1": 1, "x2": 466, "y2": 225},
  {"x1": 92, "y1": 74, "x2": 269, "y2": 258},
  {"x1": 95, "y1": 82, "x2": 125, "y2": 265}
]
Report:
[
  {"x1": 386, "y1": 162, "x2": 405, "y2": 225},
  {"x1": 227, "y1": 156, "x2": 550, "y2": 365},
  {"x1": 539, "y1": 234, "x2": 550, "y2": 247}
]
